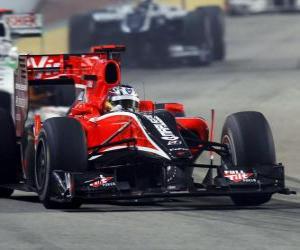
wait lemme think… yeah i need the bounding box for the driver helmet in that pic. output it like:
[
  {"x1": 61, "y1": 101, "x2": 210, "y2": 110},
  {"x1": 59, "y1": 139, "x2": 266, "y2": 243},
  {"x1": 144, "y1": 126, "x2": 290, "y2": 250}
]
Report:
[{"x1": 106, "y1": 85, "x2": 140, "y2": 112}]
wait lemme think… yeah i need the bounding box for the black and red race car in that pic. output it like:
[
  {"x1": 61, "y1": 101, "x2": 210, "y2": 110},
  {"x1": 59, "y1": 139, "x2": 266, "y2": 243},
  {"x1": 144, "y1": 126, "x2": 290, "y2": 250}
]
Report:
[{"x1": 0, "y1": 45, "x2": 295, "y2": 209}]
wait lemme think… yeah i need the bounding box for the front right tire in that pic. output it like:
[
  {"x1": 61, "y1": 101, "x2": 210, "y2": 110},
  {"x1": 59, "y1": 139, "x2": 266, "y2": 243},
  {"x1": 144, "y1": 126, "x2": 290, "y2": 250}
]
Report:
[{"x1": 221, "y1": 111, "x2": 276, "y2": 206}]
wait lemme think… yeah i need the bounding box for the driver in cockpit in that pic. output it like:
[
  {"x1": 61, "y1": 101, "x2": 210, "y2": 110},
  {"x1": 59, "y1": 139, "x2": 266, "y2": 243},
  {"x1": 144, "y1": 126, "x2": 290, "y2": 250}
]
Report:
[{"x1": 105, "y1": 85, "x2": 140, "y2": 113}]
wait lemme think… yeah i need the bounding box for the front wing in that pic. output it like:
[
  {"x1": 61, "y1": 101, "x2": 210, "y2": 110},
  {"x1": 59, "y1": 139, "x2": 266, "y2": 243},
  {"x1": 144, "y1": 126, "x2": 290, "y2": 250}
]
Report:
[{"x1": 50, "y1": 164, "x2": 295, "y2": 203}]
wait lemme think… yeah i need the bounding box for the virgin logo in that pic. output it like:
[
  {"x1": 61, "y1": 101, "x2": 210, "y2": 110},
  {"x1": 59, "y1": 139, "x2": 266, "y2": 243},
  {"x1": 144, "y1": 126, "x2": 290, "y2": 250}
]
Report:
[
  {"x1": 89, "y1": 175, "x2": 115, "y2": 188},
  {"x1": 27, "y1": 56, "x2": 61, "y2": 68}
]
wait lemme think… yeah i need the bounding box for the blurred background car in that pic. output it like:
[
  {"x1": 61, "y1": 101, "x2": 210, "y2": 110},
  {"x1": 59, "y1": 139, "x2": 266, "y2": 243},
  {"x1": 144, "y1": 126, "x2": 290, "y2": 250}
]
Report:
[
  {"x1": 0, "y1": 11, "x2": 42, "y2": 114},
  {"x1": 69, "y1": 0, "x2": 226, "y2": 67},
  {"x1": 227, "y1": 0, "x2": 300, "y2": 15},
  {"x1": 0, "y1": 8, "x2": 75, "y2": 124}
]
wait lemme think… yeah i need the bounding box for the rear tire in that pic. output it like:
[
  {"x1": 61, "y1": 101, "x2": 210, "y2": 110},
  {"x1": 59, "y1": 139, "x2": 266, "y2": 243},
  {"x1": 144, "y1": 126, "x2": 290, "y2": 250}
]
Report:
[
  {"x1": 35, "y1": 117, "x2": 87, "y2": 209},
  {"x1": 221, "y1": 111, "x2": 276, "y2": 206},
  {"x1": 69, "y1": 14, "x2": 93, "y2": 53},
  {"x1": 186, "y1": 8, "x2": 213, "y2": 66},
  {"x1": 22, "y1": 125, "x2": 36, "y2": 187},
  {"x1": 0, "y1": 108, "x2": 17, "y2": 198},
  {"x1": 0, "y1": 91, "x2": 11, "y2": 113},
  {"x1": 204, "y1": 7, "x2": 226, "y2": 61}
]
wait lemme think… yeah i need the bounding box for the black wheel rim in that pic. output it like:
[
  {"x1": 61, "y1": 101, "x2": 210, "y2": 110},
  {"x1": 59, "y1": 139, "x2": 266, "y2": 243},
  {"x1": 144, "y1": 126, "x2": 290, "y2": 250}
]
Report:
[
  {"x1": 222, "y1": 134, "x2": 237, "y2": 166},
  {"x1": 36, "y1": 141, "x2": 47, "y2": 189}
]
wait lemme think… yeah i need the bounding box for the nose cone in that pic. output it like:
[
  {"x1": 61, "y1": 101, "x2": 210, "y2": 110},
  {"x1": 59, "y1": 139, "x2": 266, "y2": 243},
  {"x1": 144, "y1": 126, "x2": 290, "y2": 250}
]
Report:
[{"x1": 140, "y1": 110, "x2": 192, "y2": 160}]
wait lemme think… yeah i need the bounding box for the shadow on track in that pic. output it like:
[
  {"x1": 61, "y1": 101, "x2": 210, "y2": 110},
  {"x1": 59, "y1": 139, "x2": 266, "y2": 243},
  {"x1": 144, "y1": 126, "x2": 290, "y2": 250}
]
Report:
[
  {"x1": 66, "y1": 198, "x2": 300, "y2": 213},
  {"x1": 4, "y1": 195, "x2": 300, "y2": 213}
]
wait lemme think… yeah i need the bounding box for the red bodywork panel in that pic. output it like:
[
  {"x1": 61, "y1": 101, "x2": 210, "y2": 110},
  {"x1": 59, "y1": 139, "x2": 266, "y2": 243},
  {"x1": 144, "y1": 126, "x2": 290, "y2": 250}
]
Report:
[
  {"x1": 82, "y1": 112, "x2": 170, "y2": 159},
  {"x1": 15, "y1": 46, "x2": 122, "y2": 137},
  {"x1": 176, "y1": 117, "x2": 209, "y2": 142},
  {"x1": 15, "y1": 45, "x2": 209, "y2": 159},
  {"x1": 26, "y1": 54, "x2": 121, "y2": 112}
]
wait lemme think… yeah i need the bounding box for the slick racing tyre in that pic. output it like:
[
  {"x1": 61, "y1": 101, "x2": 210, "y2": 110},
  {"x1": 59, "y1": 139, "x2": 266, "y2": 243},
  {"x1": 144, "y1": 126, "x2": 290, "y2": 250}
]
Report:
[
  {"x1": 22, "y1": 125, "x2": 36, "y2": 187},
  {"x1": 69, "y1": 14, "x2": 93, "y2": 53},
  {"x1": 204, "y1": 7, "x2": 226, "y2": 61},
  {"x1": 185, "y1": 8, "x2": 213, "y2": 66},
  {"x1": 0, "y1": 108, "x2": 17, "y2": 198},
  {"x1": 221, "y1": 112, "x2": 276, "y2": 206},
  {"x1": 0, "y1": 91, "x2": 11, "y2": 113},
  {"x1": 35, "y1": 117, "x2": 88, "y2": 209}
]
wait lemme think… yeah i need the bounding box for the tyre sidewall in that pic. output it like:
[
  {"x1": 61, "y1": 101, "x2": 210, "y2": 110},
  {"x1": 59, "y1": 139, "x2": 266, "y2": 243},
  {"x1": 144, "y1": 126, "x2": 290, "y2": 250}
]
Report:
[
  {"x1": 202, "y1": 7, "x2": 225, "y2": 60},
  {"x1": 34, "y1": 118, "x2": 87, "y2": 206},
  {"x1": 222, "y1": 112, "x2": 276, "y2": 167},
  {"x1": 35, "y1": 131, "x2": 51, "y2": 202},
  {"x1": 221, "y1": 112, "x2": 276, "y2": 206}
]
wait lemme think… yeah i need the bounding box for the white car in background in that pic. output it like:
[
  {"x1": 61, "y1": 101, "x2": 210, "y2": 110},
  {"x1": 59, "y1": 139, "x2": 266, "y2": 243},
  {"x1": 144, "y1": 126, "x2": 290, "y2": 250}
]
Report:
[
  {"x1": 227, "y1": 0, "x2": 300, "y2": 15},
  {"x1": 0, "y1": 20, "x2": 18, "y2": 113},
  {"x1": 0, "y1": 13, "x2": 76, "y2": 126},
  {"x1": 0, "y1": 13, "x2": 43, "y2": 114}
]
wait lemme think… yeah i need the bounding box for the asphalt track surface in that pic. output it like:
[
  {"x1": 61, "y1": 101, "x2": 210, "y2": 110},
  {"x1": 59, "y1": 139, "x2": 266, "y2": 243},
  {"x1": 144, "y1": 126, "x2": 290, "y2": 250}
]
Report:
[{"x1": 1, "y1": 15, "x2": 300, "y2": 250}]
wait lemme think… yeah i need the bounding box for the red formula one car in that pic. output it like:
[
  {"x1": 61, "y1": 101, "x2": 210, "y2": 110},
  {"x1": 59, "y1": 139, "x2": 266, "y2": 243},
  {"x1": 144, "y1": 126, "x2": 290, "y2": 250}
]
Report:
[{"x1": 0, "y1": 45, "x2": 295, "y2": 209}]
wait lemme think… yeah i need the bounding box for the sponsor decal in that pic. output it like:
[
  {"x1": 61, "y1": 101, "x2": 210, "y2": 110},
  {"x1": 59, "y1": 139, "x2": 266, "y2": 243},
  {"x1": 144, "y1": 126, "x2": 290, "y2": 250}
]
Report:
[
  {"x1": 169, "y1": 147, "x2": 189, "y2": 157},
  {"x1": 3, "y1": 14, "x2": 43, "y2": 36},
  {"x1": 27, "y1": 56, "x2": 61, "y2": 69},
  {"x1": 16, "y1": 96, "x2": 27, "y2": 108},
  {"x1": 168, "y1": 140, "x2": 182, "y2": 146},
  {"x1": 85, "y1": 175, "x2": 116, "y2": 188},
  {"x1": 169, "y1": 147, "x2": 188, "y2": 152},
  {"x1": 145, "y1": 115, "x2": 179, "y2": 141},
  {"x1": 15, "y1": 83, "x2": 28, "y2": 91},
  {"x1": 224, "y1": 170, "x2": 256, "y2": 183},
  {"x1": 4, "y1": 14, "x2": 42, "y2": 29}
]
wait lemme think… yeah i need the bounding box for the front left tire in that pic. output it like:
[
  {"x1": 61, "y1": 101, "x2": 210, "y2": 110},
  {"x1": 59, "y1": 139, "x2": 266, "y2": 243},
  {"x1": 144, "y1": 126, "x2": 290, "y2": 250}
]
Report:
[{"x1": 35, "y1": 117, "x2": 88, "y2": 209}]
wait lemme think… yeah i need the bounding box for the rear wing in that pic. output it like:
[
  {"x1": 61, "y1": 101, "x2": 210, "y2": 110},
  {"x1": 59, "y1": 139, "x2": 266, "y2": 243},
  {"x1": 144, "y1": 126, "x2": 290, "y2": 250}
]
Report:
[
  {"x1": 15, "y1": 45, "x2": 124, "y2": 137},
  {"x1": 3, "y1": 14, "x2": 43, "y2": 37},
  {"x1": 91, "y1": 45, "x2": 126, "y2": 53}
]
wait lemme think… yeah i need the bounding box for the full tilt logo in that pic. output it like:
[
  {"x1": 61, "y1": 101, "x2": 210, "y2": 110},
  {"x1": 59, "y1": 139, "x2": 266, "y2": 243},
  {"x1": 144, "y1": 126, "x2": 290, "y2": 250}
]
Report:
[{"x1": 224, "y1": 170, "x2": 255, "y2": 183}]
